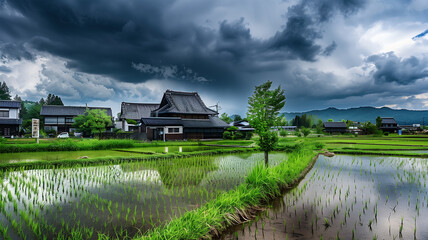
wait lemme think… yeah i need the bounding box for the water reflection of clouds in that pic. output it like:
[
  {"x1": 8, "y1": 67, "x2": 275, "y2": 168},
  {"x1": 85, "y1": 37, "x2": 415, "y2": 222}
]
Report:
[{"x1": 287, "y1": 154, "x2": 427, "y2": 240}]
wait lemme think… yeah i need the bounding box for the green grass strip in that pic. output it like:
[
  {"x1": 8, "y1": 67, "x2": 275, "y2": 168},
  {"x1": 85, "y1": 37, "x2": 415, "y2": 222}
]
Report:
[
  {"x1": 137, "y1": 147, "x2": 317, "y2": 240},
  {"x1": 0, "y1": 148, "x2": 255, "y2": 172}
]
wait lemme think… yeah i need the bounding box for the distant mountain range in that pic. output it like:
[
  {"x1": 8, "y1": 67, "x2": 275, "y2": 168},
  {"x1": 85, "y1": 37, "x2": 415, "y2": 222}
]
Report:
[{"x1": 283, "y1": 107, "x2": 428, "y2": 125}]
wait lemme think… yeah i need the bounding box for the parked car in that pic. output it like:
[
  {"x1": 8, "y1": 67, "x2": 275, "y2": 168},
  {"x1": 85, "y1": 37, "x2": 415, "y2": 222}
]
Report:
[{"x1": 57, "y1": 132, "x2": 70, "y2": 139}]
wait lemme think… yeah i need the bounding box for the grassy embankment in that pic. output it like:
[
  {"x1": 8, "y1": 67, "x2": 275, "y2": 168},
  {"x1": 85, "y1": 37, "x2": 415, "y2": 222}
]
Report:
[
  {"x1": 0, "y1": 138, "x2": 253, "y2": 154},
  {"x1": 136, "y1": 141, "x2": 319, "y2": 239},
  {"x1": 280, "y1": 134, "x2": 428, "y2": 157},
  {"x1": 0, "y1": 147, "x2": 255, "y2": 172}
]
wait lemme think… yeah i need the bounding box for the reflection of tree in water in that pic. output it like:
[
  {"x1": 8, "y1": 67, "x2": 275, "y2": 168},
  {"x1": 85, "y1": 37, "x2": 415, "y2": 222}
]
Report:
[
  {"x1": 119, "y1": 157, "x2": 218, "y2": 188},
  {"x1": 157, "y1": 157, "x2": 218, "y2": 188}
]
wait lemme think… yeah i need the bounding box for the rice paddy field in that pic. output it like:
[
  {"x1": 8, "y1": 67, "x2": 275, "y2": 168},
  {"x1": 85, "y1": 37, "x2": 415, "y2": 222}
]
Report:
[
  {"x1": 219, "y1": 154, "x2": 428, "y2": 239},
  {"x1": 0, "y1": 152, "x2": 288, "y2": 239},
  {"x1": 0, "y1": 146, "x2": 223, "y2": 164}
]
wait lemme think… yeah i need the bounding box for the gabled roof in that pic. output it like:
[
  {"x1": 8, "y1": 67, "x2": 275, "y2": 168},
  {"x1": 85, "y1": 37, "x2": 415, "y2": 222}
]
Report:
[
  {"x1": 120, "y1": 102, "x2": 159, "y2": 120},
  {"x1": 0, "y1": 118, "x2": 22, "y2": 125},
  {"x1": 40, "y1": 105, "x2": 113, "y2": 117},
  {"x1": 323, "y1": 122, "x2": 347, "y2": 128},
  {"x1": 0, "y1": 100, "x2": 21, "y2": 109},
  {"x1": 381, "y1": 117, "x2": 397, "y2": 124},
  {"x1": 152, "y1": 90, "x2": 217, "y2": 115}
]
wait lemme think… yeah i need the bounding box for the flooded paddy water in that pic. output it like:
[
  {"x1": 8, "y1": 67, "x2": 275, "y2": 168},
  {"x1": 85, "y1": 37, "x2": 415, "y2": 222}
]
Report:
[
  {"x1": 220, "y1": 154, "x2": 428, "y2": 240},
  {"x1": 0, "y1": 152, "x2": 287, "y2": 239}
]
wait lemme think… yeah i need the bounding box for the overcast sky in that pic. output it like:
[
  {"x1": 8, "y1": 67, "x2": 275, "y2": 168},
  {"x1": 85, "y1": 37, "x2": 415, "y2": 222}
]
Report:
[{"x1": 1, "y1": 0, "x2": 428, "y2": 116}]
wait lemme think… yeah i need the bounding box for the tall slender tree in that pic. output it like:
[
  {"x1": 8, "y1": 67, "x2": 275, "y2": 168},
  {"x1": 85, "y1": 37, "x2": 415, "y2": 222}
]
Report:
[
  {"x1": 247, "y1": 80, "x2": 286, "y2": 165},
  {"x1": 0, "y1": 81, "x2": 11, "y2": 100}
]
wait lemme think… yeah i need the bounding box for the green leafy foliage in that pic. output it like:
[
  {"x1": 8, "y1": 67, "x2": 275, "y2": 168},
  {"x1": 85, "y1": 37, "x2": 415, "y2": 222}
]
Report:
[
  {"x1": 220, "y1": 113, "x2": 233, "y2": 124},
  {"x1": 291, "y1": 114, "x2": 315, "y2": 128},
  {"x1": 247, "y1": 81, "x2": 285, "y2": 163},
  {"x1": 45, "y1": 93, "x2": 64, "y2": 105},
  {"x1": 300, "y1": 127, "x2": 311, "y2": 137},
  {"x1": 0, "y1": 81, "x2": 11, "y2": 100},
  {"x1": 376, "y1": 116, "x2": 382, "y2": 128},
  {"x1": 126, "y1": 119, "x2": 138, "y2": 125},
  {"x1": 73, "y1": 109, "x2": 112, "y2": 136}
]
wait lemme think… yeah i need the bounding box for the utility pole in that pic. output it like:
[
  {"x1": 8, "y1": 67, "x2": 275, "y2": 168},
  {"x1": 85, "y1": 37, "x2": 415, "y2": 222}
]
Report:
[{"x1": 209, "y1": 102, "x2": 222, "y2": 115}]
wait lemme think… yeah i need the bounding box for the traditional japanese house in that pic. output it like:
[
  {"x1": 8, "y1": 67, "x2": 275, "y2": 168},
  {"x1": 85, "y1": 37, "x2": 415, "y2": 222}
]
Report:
[
  {"x1": 141, "y1": 90, "x2": 229, "y2": 140},
  {"x1": 119, "y1": 102, "x2": 159, "y2": 131},
  {"x1": 0, "y1": 100, "x2": 22, "y2": 137},
  {"x1": 379, "y1": 117, "x2": 401, "y2": 133},
  {"x1": 40, "y1": 105, "x2": 113, "y2": 133},
  {"x1": 323, "y1": 121, "x2": 348, "y2": 134}
]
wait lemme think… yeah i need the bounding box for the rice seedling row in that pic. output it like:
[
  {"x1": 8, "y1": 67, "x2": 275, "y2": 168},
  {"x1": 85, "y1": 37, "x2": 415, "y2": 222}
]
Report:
[
  {"x1": 220, "y1": 154, "x2": 428, "y2": 239},
  {"x1": 0, "y1": 152, "x2": 287, "y2": 239}
]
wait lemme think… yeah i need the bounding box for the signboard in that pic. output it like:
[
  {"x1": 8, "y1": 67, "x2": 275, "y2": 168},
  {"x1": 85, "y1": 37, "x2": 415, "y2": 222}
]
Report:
[{"x1": 32, "y1": 118, "x2": 40, "y2": 138}]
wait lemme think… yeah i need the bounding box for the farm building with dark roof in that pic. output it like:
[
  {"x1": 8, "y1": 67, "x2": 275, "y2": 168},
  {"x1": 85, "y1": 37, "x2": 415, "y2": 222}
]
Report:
[
  {"x1": 40, "y1": 105, "x2": 113, "y2": 133},
  {"x1": 140, "y1": 90, "x2": 229, "y2": 140},
  {"x1": 323, "y1": 121, "x2": 348, "y2": 134},
  {"x1": 0, "y1": 100, "x2": 22, "y2": 137}
]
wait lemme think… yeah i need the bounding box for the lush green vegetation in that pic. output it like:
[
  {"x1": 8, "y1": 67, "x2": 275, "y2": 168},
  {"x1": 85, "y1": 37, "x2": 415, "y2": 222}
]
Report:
[
  {"x1": 0, "y1": 150, "x2": 289, "y2": 239},
  {"x1": 0, "y1": 139, "x2": 137, "y2": 153},
  {"x1": 73, "y1": 109, "x2": 113, "y2": 136},
  {"x1": 247, "y1": 80, "x2": 286, "y2": 164},
  {"x1": 0, "y1": 147, "x2": 255, "y2": 172},
  {"x1": 140, "y1": 143, "x2": 317, "y2": 239}
]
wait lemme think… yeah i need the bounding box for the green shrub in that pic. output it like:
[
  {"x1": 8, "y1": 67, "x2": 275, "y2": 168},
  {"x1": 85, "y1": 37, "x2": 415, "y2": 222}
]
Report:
[
  {"x1": 279, "y1": 129, "x2": 287, "y2": 137},
  {"x1": 222, "y1": 131, "x2": 232, "y2": 140},
  {"x1": 314, "y1": 142, "x2": 325, "y2": 150},
  {"x1": 234, "y1": 131, "x2": 244, "y2": 140},
  {"x1": 294, "y1": 130, "x2": 301, "y2": 137},
  {"x1": 383, "y1": 132, "x2": 389, "y2": 136},
  {"x1": 301, "y1": 127, "x2": 311, "y2": 137},
  {"x1": 245, "y1": 132, "x2": 253, "y2": 140}
]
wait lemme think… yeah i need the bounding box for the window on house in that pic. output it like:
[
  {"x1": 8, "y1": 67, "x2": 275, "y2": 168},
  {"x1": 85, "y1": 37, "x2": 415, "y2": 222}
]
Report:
[
  {"x1": 0, "y1": 110, "x2": 9, "y2": 118},
  {"x1": 168, "y1": 127, "x2": 180, "y2": 133},
  {"x1": 66, "y1": 117, "x2": 74, "y2": 123},
  {"x1": 45, "y1": 117, "x2": 57, "y2": 124},
  {"x1": 57, "y1": 117, "x2": 65, "y2": 124}
]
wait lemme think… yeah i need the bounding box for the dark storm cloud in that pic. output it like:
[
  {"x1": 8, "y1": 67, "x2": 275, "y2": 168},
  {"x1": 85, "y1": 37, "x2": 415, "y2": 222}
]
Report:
[
  {"x1": 268, "y1": 0, "x2": 364, "y2": 61},
  {"x1": 367, "y1": 52, "x2": 428, "y2": 85},
  {"x1": 0, "y1": 43, "x2": 34, "y2": 62},
  {"x1": 0, "y1": 0, "x2": 365, "y2": 87}
]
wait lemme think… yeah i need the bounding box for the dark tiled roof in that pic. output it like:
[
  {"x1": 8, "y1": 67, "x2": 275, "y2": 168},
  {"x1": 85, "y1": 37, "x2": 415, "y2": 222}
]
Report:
[
  {"x1": 40, "y1": 105, "x2": 113, "y2": 117},
  {"x1": 141, "y1": 117, "x2": 183, "y2": 126},
  {"x1": 182, "y1": 116, "x2": 229, "y2": 128},
  {"x1": 141, "y1": 116, "x2": 229, "y2": 128},
  {"x1": 323, "y1": 122, "x2": 347, "y2": 128},
  {"x1": 152, "y1": 90, "x2": 217, "y2": 115},
  {"x1": 381, "y1": 117, "x2": 397, "y2": 124},
  {"x1": 120, "y1": 102, "x2": 159, "y2": 120},
  {"x1": 0, "y1": 100, "x2": 21, "y2": 109},
  {"x1": 0, "y1": 118, "x2": 22, "y2": 125}
]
